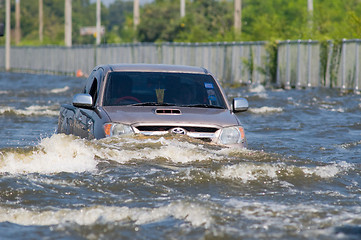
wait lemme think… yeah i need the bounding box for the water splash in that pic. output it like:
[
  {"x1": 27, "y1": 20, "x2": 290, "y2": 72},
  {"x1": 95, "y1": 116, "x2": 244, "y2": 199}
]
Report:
[
  {"x1": 0, "y1": 134, "x2": 254, "y2": 174},
  {"x1": 0, "y1": 134, "x2": 97, "y2": 174},
  {"x1": 0, "y1": 105, "x2": 59, "y2": 117},
  {"x1": 214, "y1": 161, "x2": 353, "y2": 183},
  {"x1": 50, "y1": 86, "x2": 70, "y2": 94},
  {"x1": 95, "y1": 136, "x2": 230, "y2": 164},
  {"x1": 249, "y1": 106, "x2": 283, "y2": 114},
  {"x1": 0, "y1": 201, "x2": 212, "y2": 228}
]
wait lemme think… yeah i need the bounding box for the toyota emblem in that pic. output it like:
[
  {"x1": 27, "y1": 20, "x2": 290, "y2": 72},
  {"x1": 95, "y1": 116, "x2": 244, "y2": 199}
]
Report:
[{"x1": 170, "y1": 127, "x2": 186, "y2": 135}]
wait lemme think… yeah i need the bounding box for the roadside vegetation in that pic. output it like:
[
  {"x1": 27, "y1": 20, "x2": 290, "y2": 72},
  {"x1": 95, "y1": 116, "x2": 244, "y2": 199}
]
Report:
[{"x1": 0, "y1": 0, "x2": 360, "y2": 46}]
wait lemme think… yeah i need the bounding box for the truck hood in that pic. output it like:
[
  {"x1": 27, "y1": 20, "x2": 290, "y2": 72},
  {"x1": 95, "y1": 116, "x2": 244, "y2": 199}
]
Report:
[{"x1": 102, "y1": 106, "x2": 239, "y2": 127}]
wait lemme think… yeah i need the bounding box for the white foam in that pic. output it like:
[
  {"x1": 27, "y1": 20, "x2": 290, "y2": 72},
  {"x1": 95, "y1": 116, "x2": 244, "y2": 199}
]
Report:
[
  {"x1": 249, "y1": 106, "x2": 283, "y2": 114},
  {"x1": 226, "y1": 198, "x2": 361, "y2": 239},
  {"x1": 0, "y1": 106, "x2": 14, "y2": 114},
  {"x1": 0, "y1": 134, "x2": 97, "y2": 174},
  {"x1": 301, "y1": 161, "x2": 352, "y2": 178},
  {"x1": 330, "y1": 107, "x2": 345, "y2": 113},
  {"x1": 249, "y1": 84, "x2": 266, "y2": 93},
  {"x1": 50, "y1": 86, "x2": 70, "y2": 94},
  {"x1": 319, "y1": 103, "x2": 345, "y2": 113},
  {"x1": 0, "y1": 134, "x2": 239, "y2": 174},
  {"x1": 95, "y1": 136, "x2": 226, "y2": 164},
  {"x1": 215, "y1": 163, "x2": 287, "y2": 183},
  {"x1": 0, "y1": 105, "x2": 59, "y2": 116},
  {"x1": 340, "y1": 140, "x2": 361, "y2": 149},
  {"x1": 0, "y1": 201, "x2": 212, "y2": 228},
  {"x1": 20, "y1": 105, "x2": 59, "y2": 116},
  {"x1": 313, "y1": 190, "x2": 347, "y2": 198},
  {"x1": 214, "y1": 161, "x2": 353, "y2": 182}
]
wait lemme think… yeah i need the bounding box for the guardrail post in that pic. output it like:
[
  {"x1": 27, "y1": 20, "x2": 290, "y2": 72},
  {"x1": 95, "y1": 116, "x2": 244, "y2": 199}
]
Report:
[
  {"x1": 285, "y1": 40, "x2": 291, "y2": 89},
  {"x1": 307, "y1": 39, "x2": 312, "y2": 87},
  {"x1": 325, "y1": 40, "x2": 333, "y2": 87},
  {"x1": 341, "y1": 39, "x2": 346, "y2": 90},
  {"x1": 239, "y1": 42, "x2": 244, "y2": 84},
  {"x1": 355, "y1": 41, "x2": 359, "y2": 91},
  {"x1": 276, "y1": 41, "x2": 280, "y2": 87},
  {"x1": 255, "y1": 43, "x2": 261, "y2": 85},
  {"x1": 296, "y1": 40, "x2": 301, "y2": 88}
]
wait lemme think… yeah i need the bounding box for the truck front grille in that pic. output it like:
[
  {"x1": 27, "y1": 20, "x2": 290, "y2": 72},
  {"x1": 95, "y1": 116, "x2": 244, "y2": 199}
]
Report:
[{"x1": 133, "y1": 125, "x2": 219, "y2": 142}]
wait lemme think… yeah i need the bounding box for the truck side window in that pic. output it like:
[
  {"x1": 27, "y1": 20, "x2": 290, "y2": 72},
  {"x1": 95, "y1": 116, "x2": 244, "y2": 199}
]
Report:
[{"x1": 89, "y1": 80, "x2": 98, "y2": 105}]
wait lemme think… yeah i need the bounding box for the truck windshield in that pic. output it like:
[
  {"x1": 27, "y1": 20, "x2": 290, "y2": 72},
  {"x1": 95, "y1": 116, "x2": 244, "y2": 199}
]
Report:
[{"x1": 102, "y1": 72, "x2": 227, "y2": 109}]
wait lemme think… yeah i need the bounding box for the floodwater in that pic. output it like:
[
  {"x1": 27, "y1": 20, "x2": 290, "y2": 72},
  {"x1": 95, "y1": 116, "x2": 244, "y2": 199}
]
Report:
[{"x1": 0, "y1": 72, "x2": 360, "y2": 239}]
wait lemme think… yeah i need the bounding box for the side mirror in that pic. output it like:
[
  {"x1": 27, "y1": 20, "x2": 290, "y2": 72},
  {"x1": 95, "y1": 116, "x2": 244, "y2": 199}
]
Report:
[
  {"x1": 233, "y1": 98, "x2": 248, "y2": 112},
  {"x1": 72, "y1": 93, "x2": 93, "y2": 108},
  {"x1": 0, "y1": 23, "x2": 4, "y2": 37}
]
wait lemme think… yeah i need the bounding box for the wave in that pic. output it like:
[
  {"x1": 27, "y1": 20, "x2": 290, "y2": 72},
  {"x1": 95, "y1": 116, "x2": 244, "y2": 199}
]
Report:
[
  {"x1": 320, "y1": 104, "x2": 345, "y2": 113},
  {"x1": 249, "y1": 106, "x2": 283, "y2": 114},
  {"x1": 95, "y1": 135, "x2": 237, "y2": 164},
  {"x1": 0, "y1": 134, "x2": 97, "y2": 174},
  {"x1": 0, "y1": 134, "x2": 252, "y2": 174},
  {"x1": 50, "y1": 86, "x2": 70, "y2": 94},
  {"x1": 340, "y1": 140, "x2": 361, "y2": 149},
  {"x1": 0, "y1": 86, "x2": 72, "y2": 99},
  {"x1": 0, "y1": 201, "x2": 212, "y2": 228},
  {"x1": 0, "y1": 105, "x2": 59, "y2": 117},
  {"x1": 0, "y1": 134, "x2": 355, "y2": 181},
  {"x1": 249, "y1": 84, "x2": 266, "y2": 93},
  {"x1": 225, "y1": 198, "x2": 361, "y2": 239},
  {"x1": 214, "y1": 161, "x2": 353, "y2": 183}
]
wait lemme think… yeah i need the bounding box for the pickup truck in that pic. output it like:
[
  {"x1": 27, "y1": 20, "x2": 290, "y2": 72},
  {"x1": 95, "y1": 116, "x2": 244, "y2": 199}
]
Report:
[{"x1": 57, "y1": 64, "x2": 249, "y2": 147}]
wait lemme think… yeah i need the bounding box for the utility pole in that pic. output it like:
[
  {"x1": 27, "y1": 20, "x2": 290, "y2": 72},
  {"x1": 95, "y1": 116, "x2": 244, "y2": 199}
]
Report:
[
  {"x1": 180, "y1": 0, "x2": 185, "y2": 18},
  {"x1": 234, "y1": 0, "x2": 241, "y2": 34},
  {"x1": 5, "y1": 0, "x2": 10, "y2": 71},
  {"x1": 65, "y1": 0, "x2": 72, "y2": 47},
  {"x1": 307, "y1": 0, "x2": 313, "y2": 13},
  {"x1": 96, "y1": 0, "x2": 101, "y2": 45},
  {"x1": 307, "y1": 0, "x2": 313, "y2": 32},
  {"x1": 39, "y1": 0, "x2": 43, "y2": 42},
  {"x1": 15, "y1": 0, "x2": 21, "y2": 45},
  {"x1": 133, "y1": 0, "x2": 139, "y2": 30}
]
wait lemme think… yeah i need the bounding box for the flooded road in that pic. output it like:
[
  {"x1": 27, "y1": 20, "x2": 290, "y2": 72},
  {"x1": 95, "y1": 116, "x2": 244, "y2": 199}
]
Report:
[{"x1": 0, "y1": 72, "x2": 360, "y2": 239}]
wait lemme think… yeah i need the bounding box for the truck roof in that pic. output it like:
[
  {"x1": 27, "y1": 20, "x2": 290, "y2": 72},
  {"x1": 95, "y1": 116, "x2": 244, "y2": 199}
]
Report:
[{"x1": 99, "y1": 64, "x2": 210, "y2": 74}]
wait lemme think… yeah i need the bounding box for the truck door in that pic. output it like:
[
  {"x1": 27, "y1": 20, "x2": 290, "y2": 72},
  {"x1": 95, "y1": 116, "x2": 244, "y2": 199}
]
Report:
[
  {"x1": 73, "y1": 108, "x2": 94, "y2": 138},
  {"x1": 73, "y1": 69, "x2": 102, "y2": 138}
]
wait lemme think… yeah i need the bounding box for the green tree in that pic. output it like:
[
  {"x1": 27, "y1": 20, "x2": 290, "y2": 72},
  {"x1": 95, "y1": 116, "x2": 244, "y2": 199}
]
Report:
[
  {"x1": 1, "y1": 0, "x2": 361, "y2": 45},
  {"x1": 137, "y1": 0, "x2": 179, "y2": 42},
  {"x1": 106, "y1": 0, "x2": 133, "y2": 43},
  {"x1": 241, "y1": 0, "x2": 309, "y2": 41},
  {"x1": 313, "y1": 0, "x2": 361, "y2": 40},
  {"x1": 175, "y1": 0, "x2": 234, "y2": 42},
  {"x1": 136, "y1": 0, "x2": 234, "y2": 43}
]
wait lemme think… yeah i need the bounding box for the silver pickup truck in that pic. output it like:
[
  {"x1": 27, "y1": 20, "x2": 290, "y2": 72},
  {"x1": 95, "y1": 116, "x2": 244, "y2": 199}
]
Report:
[{"x1": 57, "y1": 64, "x2": 249, "y2": 147}]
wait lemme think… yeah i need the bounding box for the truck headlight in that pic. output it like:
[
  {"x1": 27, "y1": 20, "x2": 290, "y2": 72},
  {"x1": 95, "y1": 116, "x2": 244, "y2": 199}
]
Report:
[
  {"x1": 218, "y1": 126, "x2": 245, "y2": 145},
  {"x1": 104, "y1": 123, "x2": 134, "y2": 137}
]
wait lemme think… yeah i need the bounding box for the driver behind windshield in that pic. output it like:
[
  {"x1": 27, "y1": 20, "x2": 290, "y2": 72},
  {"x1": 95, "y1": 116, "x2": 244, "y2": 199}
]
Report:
[{"x1": 104, "y1": 74, "x2": 140, "y2": 105}]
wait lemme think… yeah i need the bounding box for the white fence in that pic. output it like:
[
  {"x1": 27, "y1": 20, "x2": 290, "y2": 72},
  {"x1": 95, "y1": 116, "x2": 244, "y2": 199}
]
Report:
[
  {"x1": 276, "y1": 39, "x2": 361, "y2": 91},
  {"x1": 325, "y1": 39, "x2": 361, "y2": 91},
  {"x1": 0, "y1": 40, "x2": 360, "y2": 90},
  {"x1": 277, "y1": 40, "x2": 321, "y2": 88},
  {"x1": 0, "y1": 42, "x2": 267, "y2": 86}
]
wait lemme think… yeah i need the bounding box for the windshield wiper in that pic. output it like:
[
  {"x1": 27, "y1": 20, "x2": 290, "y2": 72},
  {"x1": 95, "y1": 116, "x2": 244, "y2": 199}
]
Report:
[
  {"x1": 180, "y1": 104, "x2": 225, "y2": 109},
  {"x1": 131, "y1": 102, "x2": 176, "y2": 106}
]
